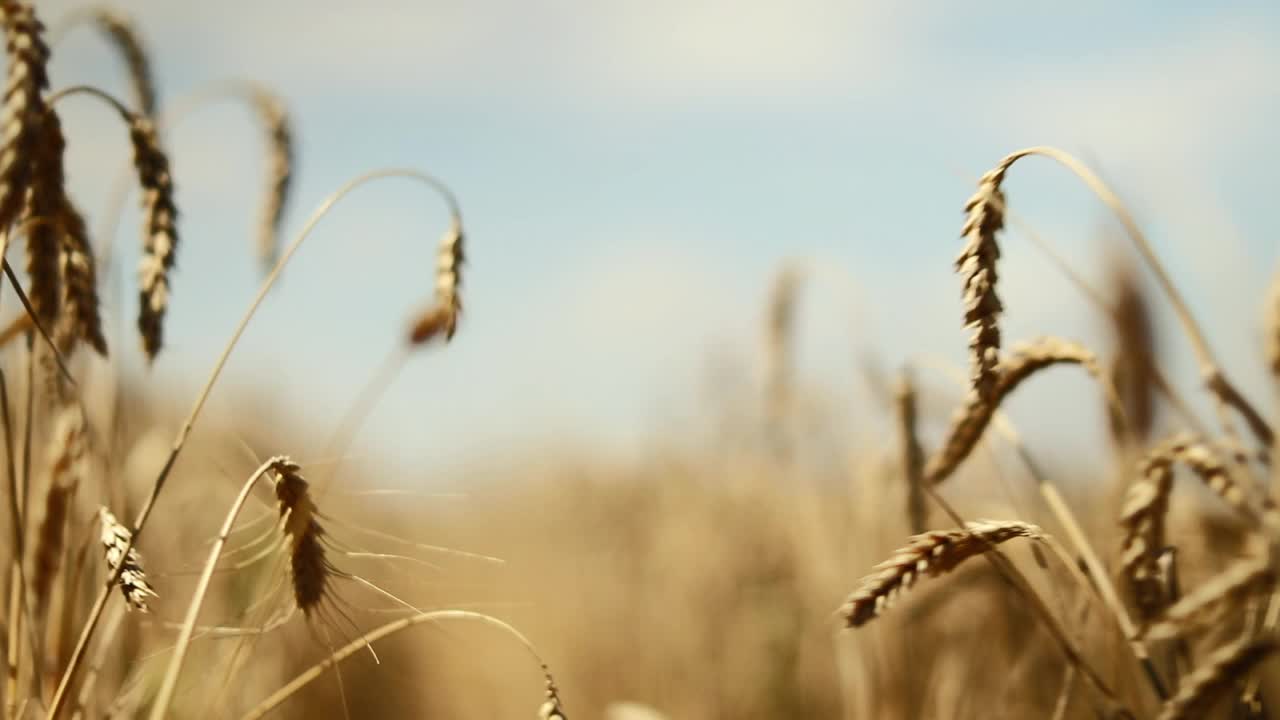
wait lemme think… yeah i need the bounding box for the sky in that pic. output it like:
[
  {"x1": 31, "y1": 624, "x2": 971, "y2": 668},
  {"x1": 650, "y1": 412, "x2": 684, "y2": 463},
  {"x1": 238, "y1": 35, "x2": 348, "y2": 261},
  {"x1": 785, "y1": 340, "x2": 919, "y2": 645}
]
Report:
[{"x1": 32, "y1": 1, "x2": 1280, "y2": 476}]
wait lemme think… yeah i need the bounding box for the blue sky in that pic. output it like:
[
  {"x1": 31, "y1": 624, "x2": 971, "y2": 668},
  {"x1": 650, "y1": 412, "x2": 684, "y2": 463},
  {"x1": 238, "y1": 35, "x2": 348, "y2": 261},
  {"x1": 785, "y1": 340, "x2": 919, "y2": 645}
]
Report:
[{"x1": 36, "y1": 1, "x2": 1280, "y2": 474}]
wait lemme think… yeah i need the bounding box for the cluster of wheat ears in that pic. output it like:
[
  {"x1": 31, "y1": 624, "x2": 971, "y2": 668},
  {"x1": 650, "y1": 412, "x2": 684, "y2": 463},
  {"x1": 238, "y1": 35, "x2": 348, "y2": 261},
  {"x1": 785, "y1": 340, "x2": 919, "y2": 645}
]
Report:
[{"x1": 1, "y1": 2, "x2": 1278, "y2": 719}]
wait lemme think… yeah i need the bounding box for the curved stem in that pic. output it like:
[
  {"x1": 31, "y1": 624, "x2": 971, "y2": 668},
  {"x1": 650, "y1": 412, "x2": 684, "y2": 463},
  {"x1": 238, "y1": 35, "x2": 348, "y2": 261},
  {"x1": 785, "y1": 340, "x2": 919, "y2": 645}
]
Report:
[
  {"x1": 149, "y1": 458, "x2": 281, "y2": 719},
  {"x1": 1000, "y1": 146, "x2": 1272, "y2": 451},
  {"x1": 46, "y1": 168, "x2": 464, "y2": 718},
  {"x1": 239, "y1": 611, "x2": 552, "y2": 720}
]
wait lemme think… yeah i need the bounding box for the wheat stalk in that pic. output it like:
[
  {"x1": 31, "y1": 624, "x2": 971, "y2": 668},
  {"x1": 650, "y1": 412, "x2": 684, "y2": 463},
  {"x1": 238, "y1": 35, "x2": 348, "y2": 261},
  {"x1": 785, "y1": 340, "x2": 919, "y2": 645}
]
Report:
[
  {"x1": 241, "y1": 610, "x2": 563, "y2": 720},
  {"x1": 839, "y1": 520, "x2": 1043, "y2": 627},
  {"x1": 50, "y1": 169, "x2": 472, "y2": 717}
]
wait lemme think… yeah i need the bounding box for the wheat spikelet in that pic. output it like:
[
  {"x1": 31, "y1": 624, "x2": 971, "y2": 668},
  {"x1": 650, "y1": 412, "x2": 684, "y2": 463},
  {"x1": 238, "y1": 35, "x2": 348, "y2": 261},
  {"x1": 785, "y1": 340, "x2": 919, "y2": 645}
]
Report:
[
  {"x1": 924, "y1": 337, "x2": 1100, "y2": 485},
  {"x1": 90, "y1": 9, "x2": 156, "y2": 117},
  {"x1": 1121, "y1": 434, "x2": 1262, "y2": 619},
  {"x1": 839, "y1": 520, "x2": 1042, "y2": 627},
  {"x1": 31, "y1": 405, "x2": 88, "y2": 608},
  {"x1": 1145, "y1": 555, "x2": 1274, "y2": 640},
  {"x1": 538, "y1": 671, "x2": 568, "y2": 720},
  {"x1": 271, "y1": 458, "x2": 333, "y2": 616},
  {"x1": 97, "y1": 507, "x2": 155, "y2": 612},
  {"x1": 895, "y1": 369, "x2": 926, "y2": 534},
  {"x1": 1157, "y1": 638, "x2": 1277, "y2": 720},
  {"x1": 54, "y1": 196, "x2": 106, "y2": 355},
  {"x1": 957, "y1": 160, "x2": 1012, "y2": 402},
  {"x1": 409, "y1": 217, "x2": 463, "y2": 345},
  {"x1": 22, "y1": 98, "x2": 64, "y2": 327},
  {"x1": 130, "y1": 114, "x2": 177, "y2": 361},
  {"x1": 0, "y1": 1, "x2": 49, "y2": 233},
  {"x1": 248, "y1": 88, "x2": 292, "y2": 270},
  {"x1": 1105, "y1": 258, "x2": 1156, "y2": 444}
]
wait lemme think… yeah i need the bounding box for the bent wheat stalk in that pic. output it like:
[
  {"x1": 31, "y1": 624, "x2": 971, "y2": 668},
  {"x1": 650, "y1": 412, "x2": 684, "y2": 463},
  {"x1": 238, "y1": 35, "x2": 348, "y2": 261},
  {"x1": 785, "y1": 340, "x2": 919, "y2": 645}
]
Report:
[
  {"x1": 150, "y1": 456, "x2": 289, "y2": 719},
  {"x1": 49, "y1": 168, "x2": 470, "y2": 719},
  {"x1": 240, "y1": 610, "x2": 562, "y2": 720}
]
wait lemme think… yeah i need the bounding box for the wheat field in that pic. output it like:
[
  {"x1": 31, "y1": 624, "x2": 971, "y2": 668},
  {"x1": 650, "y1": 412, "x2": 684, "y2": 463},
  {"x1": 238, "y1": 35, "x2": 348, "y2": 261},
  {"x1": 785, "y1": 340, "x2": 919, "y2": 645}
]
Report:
[{"x1": 0, "y1": 3, "x2": 1278, "y2": 719}]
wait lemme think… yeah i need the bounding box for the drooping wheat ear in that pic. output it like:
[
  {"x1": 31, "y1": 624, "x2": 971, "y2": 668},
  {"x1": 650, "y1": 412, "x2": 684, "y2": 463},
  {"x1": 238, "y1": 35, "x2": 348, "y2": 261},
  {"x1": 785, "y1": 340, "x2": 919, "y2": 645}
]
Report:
[
  {"x1": 129, "y1": 114, "x2": 177, "y2": 361},
  {"x1": 1106, "y1": 258, "x2": 1156, "y2": 445},
  {"x1": 894, "y1": 369, "x2": 926, "y2": 534},
  {"x1": 97, "y1": 506, "x2": 155, "y2": 612},
  {"x1": 32, "y1": 404, "x2": 87, "y2": 609},
  {"x1": 409, "y1": 215, "x2": 464, "y2": 345},
  {"x1": 839, "y1": 520, "x2": 1043, "y2": 627},
  {"x1": 1157, "y1": 638, "x2": 1277, "y2": 720},
  {"x1": 763, "y1": 263, "x2": 801, "y2": 425},
  {"x1": 957, "y1": 160, "x2": 1012, "y2": 403},
  {"x1": 248, "y1": 88, "x2": 293, "y2": 270},
  {"x1": 272, "y1": 458, "x2": 333, "y2": 616},
  {"x1": 924, "y1": 337, "x2": 1100, "y2": 485},
  {"x1": 0, "y1": 2, "x2": 49, "y2": 233},
  {"x1": 1145, "y1": 555, "x2": 1274, "y2": 640},
  {"x1": 1121, "y1": 437, "x2": 1179, "y2": 618},
  {"x1": 90, "y1": 9, "x2": 156, "y2": 117},
  {"x1": 22, "y1": 103, "x2": 66, "y2": 329},
  {"x1": 53, "y1": 196, "x2": 107, "y2": 355},
  {"x1": 1121, "y1": 434, "x2": 1264, "y2": 619}
]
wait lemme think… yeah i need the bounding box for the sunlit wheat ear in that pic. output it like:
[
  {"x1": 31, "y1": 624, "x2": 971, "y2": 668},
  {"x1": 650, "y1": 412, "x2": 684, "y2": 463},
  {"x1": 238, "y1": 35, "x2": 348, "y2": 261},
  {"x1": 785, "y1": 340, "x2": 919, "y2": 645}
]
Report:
[
  {"x1": 271, "y1": 458, "x2": 335, "y2": 616},
  {"x1": 409, "y1": 216, "x2": 464, "y2": 345},
  {"x1": 839, "y1": 520, "x2": 1043, "y2": 627},
  {"x1": 1145, "y1": 555, "x2": 1274, "y2": 640},
  {"x1": 957, "y1": 162, "x2": 1011, "y2": 403},
  {"x1": 54, "y1": 195, "x2": 107, "y2": 355},
  {"x1": 32, "y1": 404, "x2": 88, "y2": 608},
  {"x1": 0, "y1": 1, "x2": 50, "y2": 233},
  {"x1": 1158, "y1": 637, "x2": 1277, "y2": 720},
  {"x1": 248, "y1": 88, "x2": 293, "y2": 270},
  {"x1": 924, "y1": 337, "x2": 1100, "y2": 485},
  {"x1": 89, "y1": 9, "x2": 156, "y2": 116},
  {"x1": 98, "y1": 507, "x2": 156, "y2": 612},
  {"x1": 130, "y1": 114, "x2": 178, "y2": 361}
]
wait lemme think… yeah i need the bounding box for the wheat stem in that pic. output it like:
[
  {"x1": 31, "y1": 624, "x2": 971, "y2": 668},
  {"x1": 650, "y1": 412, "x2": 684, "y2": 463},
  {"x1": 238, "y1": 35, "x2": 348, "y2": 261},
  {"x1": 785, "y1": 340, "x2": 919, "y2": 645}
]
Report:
[
  {"x1": 240, "y1": 610, "x2": 557, "y2": 720},
  {"x1": 48, "y1": 167, "x2": 466, "y2": 719},
  {"x1": 150, "y1": 457, "x2": 281, "y2": 719}
]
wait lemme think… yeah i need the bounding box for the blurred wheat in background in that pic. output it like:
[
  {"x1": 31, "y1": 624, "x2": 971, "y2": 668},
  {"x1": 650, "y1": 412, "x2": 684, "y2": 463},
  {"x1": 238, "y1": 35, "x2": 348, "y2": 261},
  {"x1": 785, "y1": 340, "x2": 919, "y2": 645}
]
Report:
[{"x1": 0, "y1": 1, "x2": 1278, "y2": 718}]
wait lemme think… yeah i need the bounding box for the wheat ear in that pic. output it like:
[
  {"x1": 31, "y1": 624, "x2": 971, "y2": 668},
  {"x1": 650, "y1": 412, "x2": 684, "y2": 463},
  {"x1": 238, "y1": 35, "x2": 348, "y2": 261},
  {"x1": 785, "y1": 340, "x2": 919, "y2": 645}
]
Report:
[
  {"x1": 31, "y1": 405, "x2": 87, "y2": 610},
  {"x1": 1157, "y1": 638, "x2": 1277, "y2": 720},
  {"x1": 96, "y1": 507, "x2": 154, "y2": 612},
  {"x1": 956, "y1": 162, "x2": 1010, "y2": 402},
  {"x1": 839, "y1": 520, "x2": 1043, "y2": 627},
  {"x1": 894, "y1": 369, "x2": 926, "y2": 533},
  {"x1": 246, "y1": 87, "x2": 293, "y2": 270},
  {"x1": 49, "y1": 168, "x2": 472, "y2": 718},
  {"x1": 1121, "y1": 434, "x2": 1266, "y2": 620},
  {"x1": 409, "y1": 211, "x2": 465, "y2": 345},
  {"x1": 1145, "y1": 555, "x2": 1274, "y2": 640},
  {"x1": 0, "y1": 1, "x2": 49, "y2": 232}
]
